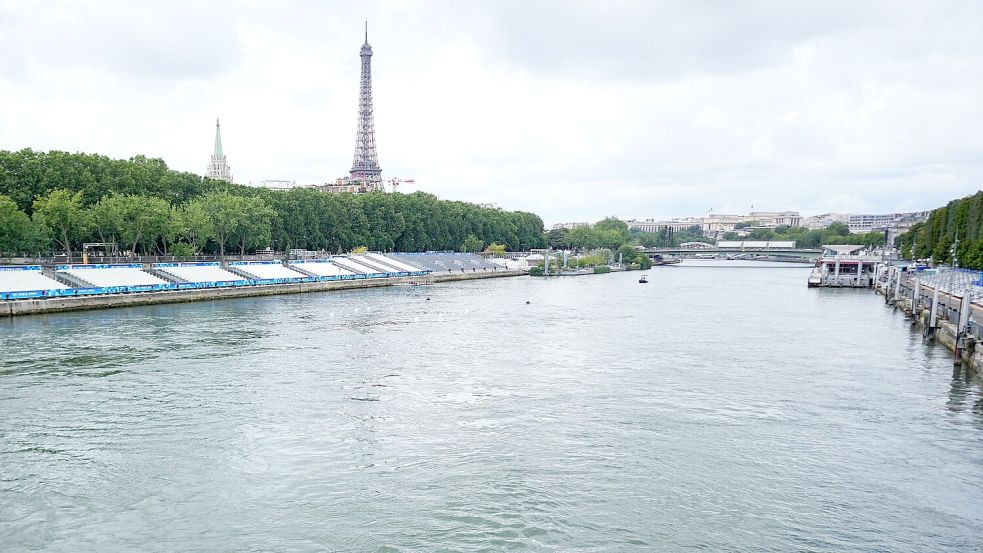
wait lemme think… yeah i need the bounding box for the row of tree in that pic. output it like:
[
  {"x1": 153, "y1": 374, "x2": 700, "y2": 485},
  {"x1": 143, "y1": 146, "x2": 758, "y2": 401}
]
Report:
[
  {"x1": 0, "y1": 149, "x2": 546, "y2": 256},
  {"x1": 720, "y1": 222, "x2": 886, "y2": 248},
  {"x1": 544, "y1": 217, "x2": 886, "y2": 254},
  {"x1": 896, "y1": 191, "x2": 983, "y2": 268}
]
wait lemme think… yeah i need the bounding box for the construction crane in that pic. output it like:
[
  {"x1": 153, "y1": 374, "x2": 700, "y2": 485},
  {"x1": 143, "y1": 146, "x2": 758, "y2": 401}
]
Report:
[{"x1": 384, "y1": 177, "x2": 415, "y2": 193}]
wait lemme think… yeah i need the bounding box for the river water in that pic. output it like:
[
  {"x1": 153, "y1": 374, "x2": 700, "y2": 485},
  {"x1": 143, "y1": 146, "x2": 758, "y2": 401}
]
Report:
[{"x1": 1, "y1": 261, "x2": 982, "y2": 552}]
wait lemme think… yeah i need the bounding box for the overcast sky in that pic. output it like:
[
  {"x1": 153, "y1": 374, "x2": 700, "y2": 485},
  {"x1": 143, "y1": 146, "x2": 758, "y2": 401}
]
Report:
[{"x1": 1, "y1": 1, "x2": 982, "y2": 225}]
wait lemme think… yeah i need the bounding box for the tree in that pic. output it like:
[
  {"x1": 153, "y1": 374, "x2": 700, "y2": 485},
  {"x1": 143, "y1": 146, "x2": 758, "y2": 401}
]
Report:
[
  {"x1": 1, "y1": 149, "x2": 552, "y2": 257},
  {"x1": 230, "y1": 196, "x2": 275, "y2": 255},
  {"x1": 95, "y1": 194, "x2": 172, "y2": 255},
  {"x1": 547, "y1": 227, "x2": 568, "y2": 249},
  {"x1": 484, "y1": 242, "x2": 506, "y2": 256},
  {"x1": 594, "y1": 217, "x2": 629, "y2": 238},
  {"x1": 201, "y1": 191, "x2": 242, "y2": 257},
  {"x1": 32, "y1": 189, "x2": 89, "y2": 259},
  {"x1": 0, "y1": 194, "x2": 45, "y2": 254},
  {"x1": 567, "y1": 226, "x2": 601, "y2": 250},
  {"x1": 460, "y1": 234, "x2": 484, "y2": 253},
  {"x1": 636, "y1": 231, "x2": 661, "y2": 248},
  {"x1": 616, "y1": 244, "x2": 638, "y2": 264},
  {"x1": 177, "y1": 199, "x2": 215, "y2": 255},
  {"x1": 89, "y1": 195, "x2": 124, "y2": 247},
  {"x1": 633, "y1": 253, "x2": 652, "y2": 269}
]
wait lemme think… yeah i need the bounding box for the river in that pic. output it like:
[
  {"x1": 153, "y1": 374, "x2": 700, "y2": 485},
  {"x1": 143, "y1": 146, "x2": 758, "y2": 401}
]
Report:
[{"x1": 1, "y1": 261, "x2": 981, "y2": 552}]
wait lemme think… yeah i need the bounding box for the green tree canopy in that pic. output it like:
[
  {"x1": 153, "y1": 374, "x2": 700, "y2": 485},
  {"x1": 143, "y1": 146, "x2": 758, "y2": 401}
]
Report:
[
  {"x1": 32, "y1": 189, "x2": 89, "y2": 258},
  {"x1": 0, "y1": 194, "x2": 46, "y2": 255}
]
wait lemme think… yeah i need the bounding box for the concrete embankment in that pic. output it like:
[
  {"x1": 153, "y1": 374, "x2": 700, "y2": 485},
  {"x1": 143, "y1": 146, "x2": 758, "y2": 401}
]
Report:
[
  {"x1": 874, "y1": 272, "x2": 983, "y2": 372},
  {"x1": 1, "y1": 269, "x2": 525, "y2": 318}
]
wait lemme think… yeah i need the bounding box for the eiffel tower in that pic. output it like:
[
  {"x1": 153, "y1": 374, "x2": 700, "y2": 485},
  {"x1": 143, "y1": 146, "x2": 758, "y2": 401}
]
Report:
[{"x1": 350, "y1": 22, "x2": 382, "y2": 191}]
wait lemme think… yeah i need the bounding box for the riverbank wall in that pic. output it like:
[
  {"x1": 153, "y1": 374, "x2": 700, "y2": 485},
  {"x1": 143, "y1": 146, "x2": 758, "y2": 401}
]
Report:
[
  {"x1": 874, "y1": 270, "x2": 983, "y2": 371},
  {"x1": 1, "y1": 269, "x2": 525, "y2": 318}
]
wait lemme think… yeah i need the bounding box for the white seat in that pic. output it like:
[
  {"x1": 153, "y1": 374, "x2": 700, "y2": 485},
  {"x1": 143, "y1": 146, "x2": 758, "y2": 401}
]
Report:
[
  {"x1": 0, "y1": 268, "x2": 69, "y2": 292},
  {"x1": 158, "y1": 264, "x2": 245, "y2": 283},
  {"x1": 290, "y1": 261, "x2": 354, "y2": 277},
  {"x1": 231, "y1": 263, "x2": 306, "y2": 279},
  {"x1": 61, "y1": 267, "x2": 167, "y2": 287}
]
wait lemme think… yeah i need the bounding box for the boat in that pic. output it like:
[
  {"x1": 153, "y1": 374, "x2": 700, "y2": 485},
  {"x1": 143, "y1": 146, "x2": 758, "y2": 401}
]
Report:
[
  {"x1": 807, "y1": 245, "x2": 884, "y2": 288},
  {"x1": 638, "y1": 275, "x2": 648, "y2": 283},
  {"x1": 651, "y1": 254, "x2": 682, "y2": 266}
]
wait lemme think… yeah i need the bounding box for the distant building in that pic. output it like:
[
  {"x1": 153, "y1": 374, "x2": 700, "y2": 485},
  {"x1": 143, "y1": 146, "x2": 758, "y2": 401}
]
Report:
[
  {"x1": 625, "y1": 211, "x2": 801, "y2": 237},
  {"x1": 260, "y1": 180, "x2": 298, "y2": 191},
  {"x1": 848, "y1": 213, "x2": 896, "y2": 233},
  {"x1": 748, "y1": 211, "x2": 801, "y2": 228},
  {"x1": 205, "y1": 118, "x2": 233, "y2": 182},
  {"x1": 552, "y1": 222, "x2": 591, "y2": 230},
  {"x1": 315, "y1": 177, "x2": 368, "y2": 194},
  {"x1": 801, "y1": 213, "x2": 849, "y2": 230},
  {"x1": 847, "y1": 211, "x2": 930, "y2": 243},
  {"x1": 625, "y1": 219, "x2": 700, "y2": 233}
]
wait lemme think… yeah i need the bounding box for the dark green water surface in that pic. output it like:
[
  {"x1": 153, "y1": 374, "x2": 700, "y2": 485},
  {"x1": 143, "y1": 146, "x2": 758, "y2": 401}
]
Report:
[{"x1": 2, "y1": 262, "x2": 981, "y2": 551}]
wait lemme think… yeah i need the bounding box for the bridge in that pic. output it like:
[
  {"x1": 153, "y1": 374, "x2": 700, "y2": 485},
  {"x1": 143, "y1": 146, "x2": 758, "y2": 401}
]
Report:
[{"x1": 643, "y1": 247, "x2": 822, "y2": 261}]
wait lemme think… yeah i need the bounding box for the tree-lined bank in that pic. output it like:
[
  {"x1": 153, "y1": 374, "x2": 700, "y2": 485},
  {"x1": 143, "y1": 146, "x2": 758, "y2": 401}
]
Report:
[
  {"x1": 897, "y1": 191, "x2": 983, "y2": 269},
  {"x1": 0, "y1": 149, "x2": 546, "y2": 256}
]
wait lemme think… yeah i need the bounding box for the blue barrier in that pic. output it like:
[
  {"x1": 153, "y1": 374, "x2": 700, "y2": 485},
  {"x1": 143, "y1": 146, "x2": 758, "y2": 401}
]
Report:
[
  {"x1": 3, "y1": 268, "x2": 427, "y2": 301},
  {"x1": 0, "y1": 289, "x2": 46, "y2": 300},
  {"x1": 153, "y1": 262, "x2": 220, "y2": 268},
  {"x1": 229, "y1": 261, "x2": 285, "y2": 266},
  {"x1": 55, "y1": 263, "x2": 145, "y2": 270},
  {"x1": 0, "y1": 265, "x2": 42, "y2": 272}
]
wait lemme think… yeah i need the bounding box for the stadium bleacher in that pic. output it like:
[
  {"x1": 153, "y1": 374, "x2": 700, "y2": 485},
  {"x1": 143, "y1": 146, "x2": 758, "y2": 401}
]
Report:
[
  {"x1": 389, "y1": 252, "x2": 501, "y2": 272},
  {"x1": 331, "y1": 257, "x2": 385, "y2": 275},
  {"x1": 368, "y1": 253, "x2": 421, "y2": 272},
  {"x1": 229, "y1": 262, "x2": 308, "y2": 280},
  {"x1": 348, "y1": 254, "x2": 401, "y2": 273},
  {"x1": 289, "y1": 260, "x2": 355, "y2": 277},
  {"x1": 59, "y1": 265, "x2": 168, "y2": 287},
  {"x1": 0, "y1": 266, "x2": 69, "y2": 293},
  {"x1": 155, "y1": 263, "x2": 246, "y2": 284}
]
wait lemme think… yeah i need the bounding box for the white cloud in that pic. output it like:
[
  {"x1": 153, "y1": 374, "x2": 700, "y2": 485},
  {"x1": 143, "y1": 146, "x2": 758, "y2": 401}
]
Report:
[{"x1": 0, "y1": 0, "x2": 981, "y2": 225}]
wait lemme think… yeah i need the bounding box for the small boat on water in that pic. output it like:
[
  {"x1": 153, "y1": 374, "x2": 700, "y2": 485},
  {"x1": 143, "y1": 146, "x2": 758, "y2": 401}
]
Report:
[{"x1": 638, "y1": 275, "x2": 649, "y2": 283}]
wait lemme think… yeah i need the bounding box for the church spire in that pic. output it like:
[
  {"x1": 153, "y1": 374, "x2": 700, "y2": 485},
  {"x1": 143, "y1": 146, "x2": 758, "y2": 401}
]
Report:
[
  {"x1": 206, "y1": 117, "x2": 232, "y2": 182},
  {"x1": 213, "y1": 118, "x2": 224, "y2": 158}
]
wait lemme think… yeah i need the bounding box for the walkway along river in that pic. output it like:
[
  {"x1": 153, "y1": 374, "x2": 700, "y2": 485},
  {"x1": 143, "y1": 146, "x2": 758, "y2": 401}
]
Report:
[
  {"x1": 875, "y1": 264, "x2": 983, "y2": 370},
  {"x1": 1, "y1": 260, "x2": 981, "y2": 551}
]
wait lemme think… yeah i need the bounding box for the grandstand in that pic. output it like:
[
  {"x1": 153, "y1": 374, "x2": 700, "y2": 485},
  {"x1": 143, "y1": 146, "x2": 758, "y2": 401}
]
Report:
[
  {"x1": 331, "y1": 256, "x2": 386, "y2": 275},
  {"x1": 229, "y1": 262, "x2": 308, "y2": 280},
  {"x1": 154, "y1": 263, "x2": 246, "y2": 284},
  {"x1": 289, "y1": 260, "x2": 355, "y2": 277},
  {"x1": 0, "y1": 266, "x2": 69, "y2": 293},
  {"x1": 390, "y1": 252, "x2": 502, "y2": 272},
  {"x1": 368, "y1": 253, "x2": 421, "y2": 272},
  {"x1": 59, "y1": 264, "x2": 168, "y2": 287}
]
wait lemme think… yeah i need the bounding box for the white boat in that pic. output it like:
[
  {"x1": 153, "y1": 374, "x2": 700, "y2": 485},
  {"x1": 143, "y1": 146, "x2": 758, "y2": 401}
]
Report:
[{"x1": 807, "y1": 245, "x2": 883, "y2": 288}]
